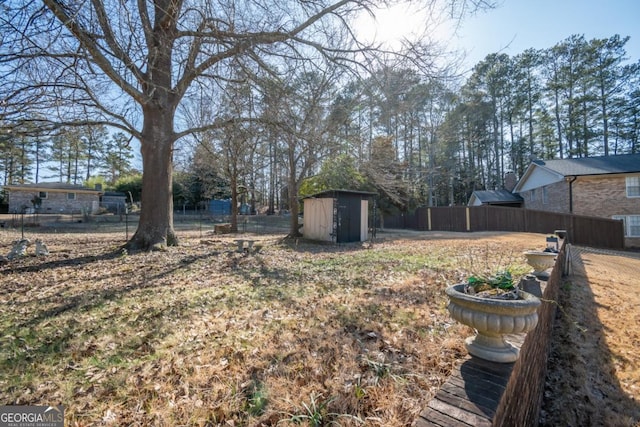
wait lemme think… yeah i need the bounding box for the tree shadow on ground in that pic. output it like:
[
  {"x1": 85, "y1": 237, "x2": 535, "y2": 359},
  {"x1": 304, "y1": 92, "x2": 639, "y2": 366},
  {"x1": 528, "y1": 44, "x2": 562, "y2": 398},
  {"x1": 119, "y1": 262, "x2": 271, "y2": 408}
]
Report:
[
  {"x1": 20, "y1": 252, "x2": 213, "y2": 322},
  {"x1": 0, "y1": 249, "x2": 220, "y2": 401}
]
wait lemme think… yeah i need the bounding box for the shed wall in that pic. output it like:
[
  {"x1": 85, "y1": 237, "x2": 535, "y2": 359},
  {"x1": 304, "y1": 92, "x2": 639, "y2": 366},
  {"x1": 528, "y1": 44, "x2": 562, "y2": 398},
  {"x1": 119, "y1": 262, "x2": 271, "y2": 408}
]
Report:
[
  {"x1": 360, "y1": 200, "x2": 368, "y2": 241},
  {"x1": 303, "y1": 198, "x2": 333, "y2": 242}
]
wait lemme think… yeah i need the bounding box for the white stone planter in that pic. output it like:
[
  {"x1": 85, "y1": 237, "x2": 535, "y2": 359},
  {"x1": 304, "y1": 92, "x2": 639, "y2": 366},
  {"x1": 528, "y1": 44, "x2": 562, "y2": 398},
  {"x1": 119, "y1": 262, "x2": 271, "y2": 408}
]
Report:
[
  {"x1": 524, "y1": 251, "x2": 557, "y2": 279},
  {"x1": 446, "y1": 284, "x2": 541, "y2": 363}
]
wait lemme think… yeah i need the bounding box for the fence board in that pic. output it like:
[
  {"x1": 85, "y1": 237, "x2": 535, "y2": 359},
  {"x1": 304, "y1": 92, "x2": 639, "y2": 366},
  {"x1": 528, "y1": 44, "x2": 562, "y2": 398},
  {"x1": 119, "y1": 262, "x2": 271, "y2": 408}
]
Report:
[
  {"x1": 571, "y1": 214, "x2": 625, "y2": 248},
  {"x1": 429, "y1": 206, "x2": 468, "y2": 231},
  {"x1": 383, "y1": 206, "x2": 625, "y2": 249}
]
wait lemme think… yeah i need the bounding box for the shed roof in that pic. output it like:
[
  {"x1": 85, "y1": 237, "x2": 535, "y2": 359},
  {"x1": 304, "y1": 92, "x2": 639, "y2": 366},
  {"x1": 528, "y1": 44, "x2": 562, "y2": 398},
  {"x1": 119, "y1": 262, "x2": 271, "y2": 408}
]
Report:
[{"x1": 303, "y1": 189, "x2": 377, "y2": 199}]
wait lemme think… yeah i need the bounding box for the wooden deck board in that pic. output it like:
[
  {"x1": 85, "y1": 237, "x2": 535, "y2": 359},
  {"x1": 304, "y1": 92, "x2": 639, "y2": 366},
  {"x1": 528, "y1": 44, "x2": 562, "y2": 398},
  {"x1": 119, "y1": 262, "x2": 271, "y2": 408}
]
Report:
[
  {"x1": 415, "y1": 335, "x2": 525, "y2": 427},
  {"x1": 426, "y1": 398, "x2": 492, "y2": 426},
  {"x1": 439, "y1": 381, "x2": 500, "y2": 412}
]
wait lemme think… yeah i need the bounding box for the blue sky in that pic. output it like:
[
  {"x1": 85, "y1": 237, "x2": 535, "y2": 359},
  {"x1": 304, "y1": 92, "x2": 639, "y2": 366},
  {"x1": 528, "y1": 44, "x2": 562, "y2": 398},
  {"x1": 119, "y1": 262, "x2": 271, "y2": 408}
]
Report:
[
  {"x1": 450, "y1": 0, "x2": 640, "y2": 69},
  {"x1": 358, "y1": 0, "x2": 640, "y2": 72}
]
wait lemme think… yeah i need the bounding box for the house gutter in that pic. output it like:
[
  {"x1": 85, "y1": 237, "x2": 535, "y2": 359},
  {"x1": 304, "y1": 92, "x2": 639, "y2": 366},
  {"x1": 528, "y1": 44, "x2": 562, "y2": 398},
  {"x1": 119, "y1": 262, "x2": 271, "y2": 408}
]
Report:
[{"x1": 567, "y1": 176, "x2": 577, "y2": 213}]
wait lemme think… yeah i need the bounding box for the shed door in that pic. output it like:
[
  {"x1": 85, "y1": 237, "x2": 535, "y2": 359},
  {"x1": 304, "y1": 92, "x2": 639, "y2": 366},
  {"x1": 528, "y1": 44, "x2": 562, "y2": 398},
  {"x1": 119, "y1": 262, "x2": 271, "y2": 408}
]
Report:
[{"x1": 336, "y1": 196, "x2": 361, "y2": 243}]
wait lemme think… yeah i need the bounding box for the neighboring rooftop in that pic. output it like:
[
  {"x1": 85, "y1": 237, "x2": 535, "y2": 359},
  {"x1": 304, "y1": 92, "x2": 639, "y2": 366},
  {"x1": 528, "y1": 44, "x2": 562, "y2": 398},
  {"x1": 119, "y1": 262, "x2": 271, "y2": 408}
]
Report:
[
  {"x1": 533, "y1": 153, "x2": 640, "y2": 176},
  {"x1": 4, "y1": 182, "x2": 102, "y2": 193},
  {"x1": 469, "y1": 189, "x2": 523, "y2": 205}
]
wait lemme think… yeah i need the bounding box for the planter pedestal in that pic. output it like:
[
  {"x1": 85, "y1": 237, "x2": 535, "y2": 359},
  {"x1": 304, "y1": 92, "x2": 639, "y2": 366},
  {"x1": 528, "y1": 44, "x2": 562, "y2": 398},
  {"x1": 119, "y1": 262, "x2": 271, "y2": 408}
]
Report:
[
  {"x1": 446, "y1": 284, "x2": 541, "y2": 363},
  {"x1": 524, "y1": 251, "x2": 557, "y2": 279},
  {"x1": 463, "y1": 331, "x2": 520, "y2": 363}
]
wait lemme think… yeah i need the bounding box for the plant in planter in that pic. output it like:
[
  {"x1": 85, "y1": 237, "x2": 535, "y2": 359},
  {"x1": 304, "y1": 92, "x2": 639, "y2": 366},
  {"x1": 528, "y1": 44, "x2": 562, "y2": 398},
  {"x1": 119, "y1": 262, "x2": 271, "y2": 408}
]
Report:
[
  {"x1": 465, "y1": 270, "x2": 518, "y2": 298},
  {"x1": 446, "y1": 269, "x2": 541, "y2": 363}
]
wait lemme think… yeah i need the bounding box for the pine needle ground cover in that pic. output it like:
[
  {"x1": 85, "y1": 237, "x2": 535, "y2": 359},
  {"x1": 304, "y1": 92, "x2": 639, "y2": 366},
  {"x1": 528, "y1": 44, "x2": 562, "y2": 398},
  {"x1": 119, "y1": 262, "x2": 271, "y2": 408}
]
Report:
[{"x1": 0, "y1": 229, "x2": 539, "y2": 426}]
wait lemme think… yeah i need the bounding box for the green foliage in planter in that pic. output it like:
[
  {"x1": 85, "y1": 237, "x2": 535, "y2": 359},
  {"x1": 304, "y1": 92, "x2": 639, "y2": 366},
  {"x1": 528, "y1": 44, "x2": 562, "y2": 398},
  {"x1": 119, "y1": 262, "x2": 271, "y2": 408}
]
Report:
[{"x1": 467, "y1": 270, "x2": 515, "y2": 292}]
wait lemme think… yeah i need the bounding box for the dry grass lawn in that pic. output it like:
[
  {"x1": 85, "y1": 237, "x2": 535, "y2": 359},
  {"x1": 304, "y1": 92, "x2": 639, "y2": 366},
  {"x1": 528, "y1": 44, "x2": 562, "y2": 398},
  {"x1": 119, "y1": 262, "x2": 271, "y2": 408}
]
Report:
[{"x1": 0, "y1": 225, "x2": 540, "y2": 426}]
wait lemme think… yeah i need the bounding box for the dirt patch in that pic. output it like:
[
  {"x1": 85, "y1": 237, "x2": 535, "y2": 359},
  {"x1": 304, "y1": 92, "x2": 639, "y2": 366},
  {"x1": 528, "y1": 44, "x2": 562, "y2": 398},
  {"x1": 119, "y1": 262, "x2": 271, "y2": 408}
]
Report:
[{"x1": 541, "y1": 246, "x2": 640, "y2": 426}]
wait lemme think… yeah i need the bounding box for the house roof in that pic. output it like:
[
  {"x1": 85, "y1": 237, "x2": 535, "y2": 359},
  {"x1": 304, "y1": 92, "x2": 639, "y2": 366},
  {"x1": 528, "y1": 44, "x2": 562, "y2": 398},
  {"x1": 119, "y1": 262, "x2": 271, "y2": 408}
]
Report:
[
  {"x1": 513, "y1": 153, "x2": 640, "y2": 193},
  {"x1": 303, "y1": 189, "x2": 377, "y2": 199},
  {"x1": 4, "y1": 182, "x2": 102, "y2": 193},
  {"x1": 468, "y1": 189, "x2": 523, "y2": 206},
  {"x1": 532, "y1": 153, "x2": 640, "y2": 176}
]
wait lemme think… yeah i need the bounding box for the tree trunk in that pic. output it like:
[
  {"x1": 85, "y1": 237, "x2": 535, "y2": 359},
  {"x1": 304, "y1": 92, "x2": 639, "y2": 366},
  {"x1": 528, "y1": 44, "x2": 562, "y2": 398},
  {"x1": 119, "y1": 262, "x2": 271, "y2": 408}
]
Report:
[
  {"x1": 127, "y1": 106, "x2": 177, "y2": 250},
  {"x1": 601, "y1": 85, "x2": 609, "y2": 156},
  {"x1": 230, "y1": 174, "x2": 238, "y2": 233},
  {"x1": 553, "y1": 87, "x2": 564, "y2": 159},
  {"x1": 287, "y1": 146, "x2": 301, "y2": 237},
  {"x1": 288, "y1": 176, "x2": 301, "y2": 237}
]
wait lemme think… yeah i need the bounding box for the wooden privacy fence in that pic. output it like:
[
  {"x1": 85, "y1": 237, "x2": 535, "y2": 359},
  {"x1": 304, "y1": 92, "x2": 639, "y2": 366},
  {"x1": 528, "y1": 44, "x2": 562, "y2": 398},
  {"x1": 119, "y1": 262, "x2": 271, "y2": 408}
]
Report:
[{"x1": 384, "y1": 206, "x2": 625, "y2": 249}]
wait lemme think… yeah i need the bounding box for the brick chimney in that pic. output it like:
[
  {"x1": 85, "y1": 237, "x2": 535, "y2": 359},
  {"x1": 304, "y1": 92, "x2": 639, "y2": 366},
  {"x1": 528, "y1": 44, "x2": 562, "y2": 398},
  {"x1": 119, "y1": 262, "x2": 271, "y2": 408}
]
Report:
[{"x1": 504, "y1": 172, "x2": 517, "y2": 192}]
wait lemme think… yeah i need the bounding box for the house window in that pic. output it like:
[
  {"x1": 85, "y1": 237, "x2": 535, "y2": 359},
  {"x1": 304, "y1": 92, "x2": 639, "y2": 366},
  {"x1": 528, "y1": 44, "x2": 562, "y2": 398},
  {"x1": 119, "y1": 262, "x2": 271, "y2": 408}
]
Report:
[
  {"x1": 629, "y1": 216, "x2": 640, "y2": 237},
  {"x1": 39, "y1": 191, "x2": 48, "y2": 199},
  {"x1": 542, "y1": 186, "x2": 549, "y2": 204},
  {"x1": 613, "y1": 215, "x2": 640, "y2": 237},
  {"x1": 530, "y1": 189, "x2": 536, "y2": 201},
  {"x1": 67, "y1": 193, "x2": 76, "y2": 200},
  {"x1": 627, "y1": 176, "x2": 640, "y2": 197}
]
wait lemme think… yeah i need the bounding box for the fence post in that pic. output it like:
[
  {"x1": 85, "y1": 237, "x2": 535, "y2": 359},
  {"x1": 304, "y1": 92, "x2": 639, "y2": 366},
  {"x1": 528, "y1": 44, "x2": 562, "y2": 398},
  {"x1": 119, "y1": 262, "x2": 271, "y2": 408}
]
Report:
[
  {"x1": 465, "y1": 207, "x2": 471, "y2": 231},
  {"x1": 427, "y1": 208, "x2": 431, "y2": 231}
]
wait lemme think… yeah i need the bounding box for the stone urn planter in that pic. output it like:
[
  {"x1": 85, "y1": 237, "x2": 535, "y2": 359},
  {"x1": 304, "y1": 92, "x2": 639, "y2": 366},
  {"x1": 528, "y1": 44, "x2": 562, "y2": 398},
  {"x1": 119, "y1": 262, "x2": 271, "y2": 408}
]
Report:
[
  {"x1": 524, "y1": 251, "x2": 557, "y2": 279},
  {"x1": 446, "y1": 284, "x2": 541, "y2": 363}
]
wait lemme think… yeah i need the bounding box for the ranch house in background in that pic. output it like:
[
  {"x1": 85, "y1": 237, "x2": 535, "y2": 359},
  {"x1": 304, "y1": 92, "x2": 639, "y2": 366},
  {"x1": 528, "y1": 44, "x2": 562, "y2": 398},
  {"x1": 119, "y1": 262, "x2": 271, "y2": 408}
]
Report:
[
  {"x1": 513, "y1": 153, "x2": 640, "y2": 247},
  {"x1": 3, "y1": 183, "x2": 102, "y2": 215}
]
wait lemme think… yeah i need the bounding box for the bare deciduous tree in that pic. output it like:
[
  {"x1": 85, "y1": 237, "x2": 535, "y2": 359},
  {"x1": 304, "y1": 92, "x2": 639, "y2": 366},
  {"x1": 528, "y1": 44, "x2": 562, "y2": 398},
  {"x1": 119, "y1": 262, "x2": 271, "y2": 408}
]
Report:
[{"x1": 0, "y1": 0, "x2": 490, "y2": 249}]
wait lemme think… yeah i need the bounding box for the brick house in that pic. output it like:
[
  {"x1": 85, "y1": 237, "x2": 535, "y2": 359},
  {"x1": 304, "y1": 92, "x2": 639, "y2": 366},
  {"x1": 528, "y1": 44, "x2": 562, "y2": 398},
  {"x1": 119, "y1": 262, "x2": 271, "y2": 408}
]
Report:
[
  {"x1": 512, "y1": 153, "x2": 640, "y2": 247},
  {"x1": 4, "y1": 183, "x2": 102, "y2": 215}
]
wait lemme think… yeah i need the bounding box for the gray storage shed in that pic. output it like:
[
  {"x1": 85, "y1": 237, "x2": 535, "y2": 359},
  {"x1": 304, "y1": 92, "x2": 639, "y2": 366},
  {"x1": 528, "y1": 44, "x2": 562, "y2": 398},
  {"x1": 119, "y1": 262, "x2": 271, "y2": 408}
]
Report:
[{"x1": 303, "y1": 189, "x2": 376, "y2": 243}]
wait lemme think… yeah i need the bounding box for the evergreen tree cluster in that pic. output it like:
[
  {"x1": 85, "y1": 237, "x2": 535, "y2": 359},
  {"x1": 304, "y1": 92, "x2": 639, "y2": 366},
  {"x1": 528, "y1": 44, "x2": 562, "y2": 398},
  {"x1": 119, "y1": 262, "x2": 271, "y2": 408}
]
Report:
[
  {"x1": 1, "y1": 126, "x2": 136, "y2": 186},
  {"x1": 188, "y1": 33, "x2": 638, "y2": 210},
  {"x1": 2, "y1": 34, "x2": 638, "y2": 212}
]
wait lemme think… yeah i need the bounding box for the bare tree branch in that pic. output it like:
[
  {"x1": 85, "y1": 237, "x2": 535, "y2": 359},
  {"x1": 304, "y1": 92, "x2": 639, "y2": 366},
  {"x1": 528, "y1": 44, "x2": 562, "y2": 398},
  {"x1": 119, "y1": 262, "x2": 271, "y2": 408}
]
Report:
[{"x1": 41, "y1": 0, "x2": 145, "y2": 103}]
